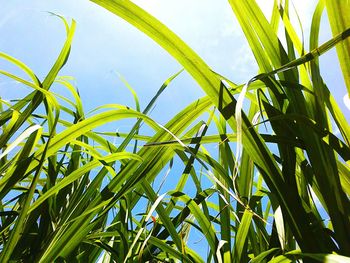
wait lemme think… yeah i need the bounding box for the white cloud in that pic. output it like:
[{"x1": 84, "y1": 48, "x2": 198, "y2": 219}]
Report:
[{"x1": 0, "y1": 9, "x2": 17, "y2": 29}]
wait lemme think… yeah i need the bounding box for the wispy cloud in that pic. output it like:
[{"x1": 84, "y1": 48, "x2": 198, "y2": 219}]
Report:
[{"x1": 0, "y1": 10, "x2": 16, "y2": 29}]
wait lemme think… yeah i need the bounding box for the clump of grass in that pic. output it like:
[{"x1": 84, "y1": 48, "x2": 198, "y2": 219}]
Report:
[{"x1": 1, "y1": 1, "x2": 350, "y2": 262}]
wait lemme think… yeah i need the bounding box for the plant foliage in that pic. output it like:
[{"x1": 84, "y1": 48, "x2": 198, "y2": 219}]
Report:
[{"x1": 1, "y1": 0, "x2": 350, "y2": 262}]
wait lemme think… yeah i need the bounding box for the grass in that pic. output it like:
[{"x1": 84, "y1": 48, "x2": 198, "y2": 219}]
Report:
[{"x1": 1, "y1": 0, "x2": 350, "y2": 262}]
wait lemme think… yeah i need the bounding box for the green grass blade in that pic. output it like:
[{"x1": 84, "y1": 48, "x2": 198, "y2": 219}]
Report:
[
  {"x1": 28, "y1": 153, "x2": 142, "y2": 213},
  {"x1": 0, "y1": 128, "x2": 43, "y2": 262},
  {"x1": 325, "y1": 0, "x2": 350, "y2": 94}
]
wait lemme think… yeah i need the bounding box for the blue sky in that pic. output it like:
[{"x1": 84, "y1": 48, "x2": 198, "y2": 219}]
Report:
[
  {"x1": 1, "y1": 1, "x2": 348, "y2": 118},
  {"x1": 1, "y1": 1, "x2": 348, "y2": 124},
  {"x1": 1, "y1": 0, "x2": 349, "y2": 258}
]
